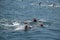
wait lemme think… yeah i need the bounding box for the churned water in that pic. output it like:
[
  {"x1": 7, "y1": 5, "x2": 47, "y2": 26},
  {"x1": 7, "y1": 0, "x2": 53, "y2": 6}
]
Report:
[{"x1": 0, "y1": 0, "x2": 60, "y2": 40}]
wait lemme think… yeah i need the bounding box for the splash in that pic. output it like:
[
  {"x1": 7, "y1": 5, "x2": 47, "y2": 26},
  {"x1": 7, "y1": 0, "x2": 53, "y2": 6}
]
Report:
[
  {"x1": 1, "y1": 21, "x2": 20, "y2": 26},
  {"x1": 12, "y1": 22, "x2": 20, "y2": 26},
  {"x1": 55, "y1": 5, "x2": 60, "y2": 7},
  {"x1": 14, "y1": 24, "x2": 25, "y2": 31},
  {"x1": 39, "y1": 19, "x2": 47, "y2": 22},
  {"x1": 0, "y1": 18, "x2": 52, "y2": 31}
]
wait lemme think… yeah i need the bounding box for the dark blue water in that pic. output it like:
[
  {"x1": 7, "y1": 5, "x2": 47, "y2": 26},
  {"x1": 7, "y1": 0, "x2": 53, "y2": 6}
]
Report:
[{"x1": 0, "y1": 0, "x2": 60, "y2": 40}]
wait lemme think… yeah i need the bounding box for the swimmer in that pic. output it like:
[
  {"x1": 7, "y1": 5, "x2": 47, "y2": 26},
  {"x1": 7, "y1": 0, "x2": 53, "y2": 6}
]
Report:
[
  {"x1": 39, "y1": 2, "x2": 41, "y2": 5},
  {"x1": 24, "y1": 25, "x2": 31, "y2": 31},
  {"x1": 39, "y1": 23, "x2": 44, "y2": 28},
  {"x1": 24, "y1": 25, "x2": 28, "y2": 31},
  {"x1": 33, "y1": 18, "x2": 37, "y2": 22},
  {"x1": 40, "y1": 24, "x2": 43, "y2": 26}
]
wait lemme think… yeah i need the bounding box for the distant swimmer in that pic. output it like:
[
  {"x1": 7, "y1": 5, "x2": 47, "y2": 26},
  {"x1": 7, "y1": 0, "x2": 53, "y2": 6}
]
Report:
[
  {"x1": 24, "y1": 25, "x2": 28, "y2": 31},
  {"x1": 39, "y1": 2, "x2": 41, "y2": 6},
  {"x1": 33, "y1": 18, "x2": 37, "y2": 22},
  {"x1": 52, "y1": 3, "x2": 55, "y2": 7},
  {"x1": 40, "y1": 24, "x2": 43, "y2": 26},
  {"x1": 24, "y1": 25, "x2": 31, "y2": 31}
]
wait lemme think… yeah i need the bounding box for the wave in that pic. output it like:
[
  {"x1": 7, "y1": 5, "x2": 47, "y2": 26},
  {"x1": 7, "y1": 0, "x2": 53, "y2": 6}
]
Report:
[
  {"x1": 0, "y1": 18, "x2": 52, "y2": 31},
  {"x1": 55, "y1": 5, "x2": 60, "y2": 7},
  {"x1": 1, "y1": 21, "x2": 20, "y2": 26},
  {"x1": 41, "y1": 4, "x2": 60, "y2": 8},
  {"x1": 1, "y1": 21, "x2": 33, "y2": 31},
  {"x1": 14, "y1": 24, "x2": 25, "y2": 31},
  {"x1": 39, "y1": 19, "x2": 47, "y2": 22},
  {"x1": 30, "y1": 3, "x2": 60, "y2": 8}
]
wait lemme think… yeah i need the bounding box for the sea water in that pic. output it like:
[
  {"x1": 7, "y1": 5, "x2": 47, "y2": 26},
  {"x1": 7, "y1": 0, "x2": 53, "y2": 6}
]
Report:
[{"x1": 0, "y1": 0, "x2": 60, "y2": 40}]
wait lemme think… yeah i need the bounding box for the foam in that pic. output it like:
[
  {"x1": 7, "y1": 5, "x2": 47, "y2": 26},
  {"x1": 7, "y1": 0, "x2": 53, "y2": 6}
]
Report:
[
  {"x1": 12, "y1": 22, "x2": 20, "y2": 26},
  {"x1": 55, "y1": 5, "x2": 60, "y2": 7},
  {"x1": 39, "y1": 19, "x2": 47, "y2": 22},
  {"x1": 14, "y1": 25, "x2": 25, "y2": 31},
  {"x1": 1, "y1": 21, "x2": 20, "y2": 26}
]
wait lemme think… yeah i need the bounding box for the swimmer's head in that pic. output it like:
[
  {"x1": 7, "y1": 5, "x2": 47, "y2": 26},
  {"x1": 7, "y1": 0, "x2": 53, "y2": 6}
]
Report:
[
  {"x1": 24, "y1": 25, "x2": 32, "y2": 31},
  {"x1": 40, "y1": 24, "x2": 43, "y2": 26},
  {"x1": 33, "y1": 18, "x2": 37, "y2": 22},
  {"x1": 24, "y1": 25, "x2": 28, "y2": 31}
]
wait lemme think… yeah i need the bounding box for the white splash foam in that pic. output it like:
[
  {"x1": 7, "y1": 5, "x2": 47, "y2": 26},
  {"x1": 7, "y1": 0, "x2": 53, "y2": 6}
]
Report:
[
  {"x1": 39, "y1": 19, "x2": 47, "y2": 22},
  {"x1": 48, "y1": 4, "x2": 54, "y2": 7},
  {"x1": 40, "y1": 3, "x2": 60, "y2": 7},
  {"x1": 1, "y1": 24, "x2": 13, "y2": 26},
  {"x1": 14, "y1": 25, "x2": 25, "y2": 31},
  {"x1": 14, "y1": 24, "x2": 33, "y2": 31},
  {"x1": 40, "y1": 4, "x2": 54, "y2": 7},
  {"x1": 12, "y1": 22, "x2": 20, "y2": 26},
  {"x1": 2, "y1": 23, "x2": 25, "y2": 31},
  {"x1": 23, "y1": 20, "x2": 32, "y2": 23},
  {"x1": 55, "y1": 5, "x2": 60, "y2": 7},
  {"x1": 44, "y1": 24, "x2": 49, "y2": 27},
  {"x1": 1, "y1": 21, "x2": 20, "y2": 26}
]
